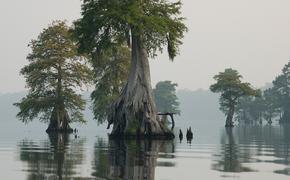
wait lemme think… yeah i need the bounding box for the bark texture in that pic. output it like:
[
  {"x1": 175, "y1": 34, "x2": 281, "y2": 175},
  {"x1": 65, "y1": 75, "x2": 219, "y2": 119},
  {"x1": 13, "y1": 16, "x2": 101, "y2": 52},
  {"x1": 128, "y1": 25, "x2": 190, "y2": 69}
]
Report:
[
  {"x1": 225, "y1": 105, "x2": 235, "y2": 127},
  {"x1": 46, "y1": 67, "x2": 73, "y2": 133},
  {"x1": 108, "y1": 36, "x2": 173, "y2": 139},
  {"x1": 46, "y1": 107, "x2": 73, "y2": 133}
]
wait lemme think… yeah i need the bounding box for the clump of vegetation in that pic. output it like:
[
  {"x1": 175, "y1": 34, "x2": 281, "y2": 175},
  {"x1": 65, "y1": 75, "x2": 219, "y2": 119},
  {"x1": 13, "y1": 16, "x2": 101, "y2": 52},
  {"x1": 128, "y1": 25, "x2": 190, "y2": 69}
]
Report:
[{"x1": 14, "y1": 21, "x2": 92, "y2": 133}]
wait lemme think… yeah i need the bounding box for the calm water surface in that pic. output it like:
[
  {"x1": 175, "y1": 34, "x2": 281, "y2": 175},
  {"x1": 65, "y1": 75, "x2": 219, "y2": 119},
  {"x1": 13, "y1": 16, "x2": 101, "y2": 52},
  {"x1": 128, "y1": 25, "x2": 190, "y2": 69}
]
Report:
[{"x1": 0, "y1": 125, "x2": 290, "y2": 180}]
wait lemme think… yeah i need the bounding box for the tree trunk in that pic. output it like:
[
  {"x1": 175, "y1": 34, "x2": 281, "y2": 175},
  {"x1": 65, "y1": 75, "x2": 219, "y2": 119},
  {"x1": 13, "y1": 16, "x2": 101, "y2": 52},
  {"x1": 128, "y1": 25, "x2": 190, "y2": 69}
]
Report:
[
  {"x1": 225, "y1": 105, "x2": 235, "y2": 127},
  {"x1": 268, "y1": 117, "x2": 272, "y2": 125},
  {"x1": 108, "y1": 35, "x2": 174, "y2": 139},
  {"x1": 46, "y1": 106, "x2": 73, "y2": 133},
  {"x1": 281, "y1": 109, "x2": 290, "y2": 124},
  {"x1": 46, "y1": 64, "x2": 72, "y2": 133}
]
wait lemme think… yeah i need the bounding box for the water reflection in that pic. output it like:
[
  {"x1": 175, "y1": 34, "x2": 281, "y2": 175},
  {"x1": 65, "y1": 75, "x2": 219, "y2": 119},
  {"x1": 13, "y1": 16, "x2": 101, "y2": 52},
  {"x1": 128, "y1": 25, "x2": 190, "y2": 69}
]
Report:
[
  {"x1": 212, "y1": 128, "x2": 254, "y2": 172},
  {"x1": 15, "y1": 125, "x2": 290, "y2": 179},
  {"x1": 212, "y1": 125, "x2": 290, "y2": 175},
  {"x1": 18, "y1": 133, "x2": 85, "y2": 180},
  {"x1": 92, "y1": 139, "x2": 175, "y2": 180}
]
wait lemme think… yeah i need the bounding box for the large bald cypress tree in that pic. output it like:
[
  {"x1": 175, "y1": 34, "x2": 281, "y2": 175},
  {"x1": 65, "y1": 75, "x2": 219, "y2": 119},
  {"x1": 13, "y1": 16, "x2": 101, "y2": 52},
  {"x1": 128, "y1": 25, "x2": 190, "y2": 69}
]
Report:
[{"x1": 74, "y1": 0, "x2": 187, "y2": 138}]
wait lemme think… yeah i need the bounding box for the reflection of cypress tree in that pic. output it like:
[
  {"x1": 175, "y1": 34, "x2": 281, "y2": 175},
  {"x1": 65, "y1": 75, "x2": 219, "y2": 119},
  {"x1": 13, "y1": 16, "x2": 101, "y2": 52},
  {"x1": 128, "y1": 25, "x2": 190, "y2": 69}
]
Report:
[
  {"x1": 236, "y1": 126, "x2": 289, "y2": 165},
  {"x1": 212, "y1": 128, "x2": 253, "y2": 172},
  {"x1": 91, "y1": 138, "x2": 110, "y2": 179},
  {"x1": 109, "y1": 140, "x2": 156, "y2": 180},
  {"x1": 211, "y1": 126, "x2": 290, "y2": 175},
  {"x1": 274, "y1": 126, "x2": 290, "y2": 176},
  {"x1": 235, "y1": 125, "x2": 290, "y2": 175},
  {"x1": 239, "y1": 125, "x2": 290, "y2": 175},
  {"x1": 18, "y1": 133, "x2": 85, "y2": 180},
  {"x1": 92, "y1": 139, "x2": 175, "y2": 180}
]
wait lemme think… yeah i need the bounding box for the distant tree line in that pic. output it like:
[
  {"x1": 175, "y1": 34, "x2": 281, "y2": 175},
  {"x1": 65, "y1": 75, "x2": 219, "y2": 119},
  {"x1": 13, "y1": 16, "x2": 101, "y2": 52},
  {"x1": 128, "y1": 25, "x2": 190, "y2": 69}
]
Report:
[
  {"x1": 211, "y1": 61, "x2": 290, "y2": 126},
  {"x1": 236, "y1": 61, "x2": 290, "y2": 125}
]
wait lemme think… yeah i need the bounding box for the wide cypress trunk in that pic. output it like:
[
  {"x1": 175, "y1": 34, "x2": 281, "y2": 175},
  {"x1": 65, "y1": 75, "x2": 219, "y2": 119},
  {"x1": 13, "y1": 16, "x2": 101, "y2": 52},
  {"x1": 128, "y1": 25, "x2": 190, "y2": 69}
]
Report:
[
  {"x1": 108, "y1": 35, "x2": 173, "y2": 139},
  {"x1": 46, "y1": 106, "x2": 73, "y2": 133},
  {"x1": 225, "y1": 105, "x2": 235, "y2": 127},
  {"x1": 46, "y1": 65, "x2": 73, "y2": 133}
]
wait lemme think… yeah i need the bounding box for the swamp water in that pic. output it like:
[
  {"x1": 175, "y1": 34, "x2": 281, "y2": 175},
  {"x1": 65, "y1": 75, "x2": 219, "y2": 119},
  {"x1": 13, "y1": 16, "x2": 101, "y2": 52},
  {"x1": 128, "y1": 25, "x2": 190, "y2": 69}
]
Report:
[
  {"x1": 0, "y1": 93, "x2": 290, "y2": 179},
  {"x1": 0, "y1": 123, "x2": 290, "y2": 180}
]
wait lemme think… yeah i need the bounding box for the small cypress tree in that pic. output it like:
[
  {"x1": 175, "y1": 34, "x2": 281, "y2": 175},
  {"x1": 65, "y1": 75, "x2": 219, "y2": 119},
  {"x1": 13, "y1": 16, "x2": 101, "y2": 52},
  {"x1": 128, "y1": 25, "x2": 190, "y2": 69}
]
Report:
[{"x1": 14, "y1": 21, "x2": 92, "y2": 132}]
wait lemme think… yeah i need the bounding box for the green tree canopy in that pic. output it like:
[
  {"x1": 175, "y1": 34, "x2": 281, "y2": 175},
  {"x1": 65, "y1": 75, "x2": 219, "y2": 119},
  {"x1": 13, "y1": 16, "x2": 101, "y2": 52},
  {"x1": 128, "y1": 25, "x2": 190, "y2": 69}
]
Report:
[
  {"x1": 74, "y1": 0, "x2": 187, "y2": 59},
  {"x1": 73, "y1": 0, "x2": 187, "y2": 137},
  {"x1": 236, "y1": 86, "x2": 281, "y2": 125},
  {"x1": 91, "y1": 46, "x2": 130, "y2": 124},
  {"x1": 14, "y1": 21, "x2": 92, "y2": 132},
  {"x1": 263, "y1": 88, "x2": 280, "y2": 123},
  {"x1": 153, "y1": 81, "x2": 180, "y2": 114},
  {"x1": 236, "y1": 93, "x2": 265, "y2": 125},
  {"x1": 210, "y1": 68, "x2": 257, "y2": 127},
  {"x1": 271, "y1": 61, "x2": 290, "y2": 123}
]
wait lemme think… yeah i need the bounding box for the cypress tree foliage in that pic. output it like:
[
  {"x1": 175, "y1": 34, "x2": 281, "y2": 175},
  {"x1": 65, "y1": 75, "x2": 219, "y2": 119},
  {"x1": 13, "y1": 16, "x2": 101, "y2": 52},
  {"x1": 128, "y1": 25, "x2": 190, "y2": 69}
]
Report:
[
  {"x1": 14, "y1": 21, "x2": 92, "y2": 133},
  {"x1": 153, "y1": 81, "x2": 180, "y2": 114},
  {"x1": 262, "y1": 88, "x2": 280, "y2": 124},
  {"x1": 235, "y1": 89, "x2": 279, "y2": 125},
  {"x1": 74, "y1": 0, "x2": 187, "y2": 138},
  {"x1": 235, "y1": 94, "x2": 265, "y2": 125},
  {"x1": 272, "y1": 62, "x2": 290, "y2": 123},
  {"x1": 210, "y1": 68, "x2": 257, "y2": 127},
  {"x1": 229, "y1": 61, "x2": 290, "y2": 125},
  {"x1": 90, "y1": 46, "x2": 131, "y2": 124}
]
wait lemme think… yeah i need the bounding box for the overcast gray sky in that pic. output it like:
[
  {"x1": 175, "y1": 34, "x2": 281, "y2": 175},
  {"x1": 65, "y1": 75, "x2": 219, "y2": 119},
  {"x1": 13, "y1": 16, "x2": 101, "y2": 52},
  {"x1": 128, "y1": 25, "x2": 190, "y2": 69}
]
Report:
[{"x1": 1, "y1": 0, "x2": 290, "y2": 93}]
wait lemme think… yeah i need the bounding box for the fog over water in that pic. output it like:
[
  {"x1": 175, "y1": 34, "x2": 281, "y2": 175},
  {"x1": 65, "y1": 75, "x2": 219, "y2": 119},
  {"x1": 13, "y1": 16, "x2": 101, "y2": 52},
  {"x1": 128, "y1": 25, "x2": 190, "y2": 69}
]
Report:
[
  {"x1": 1, "y1": 91, "x2": 290, "y2": 179},
  {"x1": 1, "y1": 0, "x2": 290, "y2": 93}
]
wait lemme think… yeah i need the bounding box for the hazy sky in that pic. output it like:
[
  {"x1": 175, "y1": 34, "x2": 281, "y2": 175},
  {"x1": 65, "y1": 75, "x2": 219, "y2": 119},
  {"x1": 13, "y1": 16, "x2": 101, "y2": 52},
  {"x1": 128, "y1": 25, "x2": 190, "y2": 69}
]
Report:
[{"x1": 1, "y1": 0, "x2": 290, "y2": 93}]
